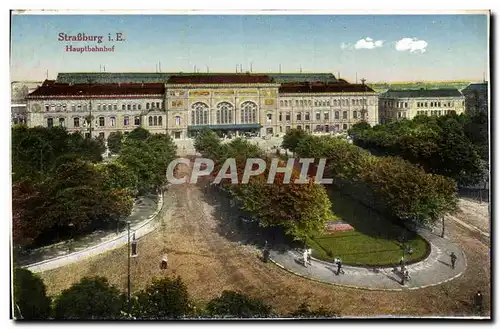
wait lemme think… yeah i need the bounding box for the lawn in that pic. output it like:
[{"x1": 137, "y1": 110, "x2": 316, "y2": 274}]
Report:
[{"x1": 307, "y1": 188, "x2": 430, "y2": 267}]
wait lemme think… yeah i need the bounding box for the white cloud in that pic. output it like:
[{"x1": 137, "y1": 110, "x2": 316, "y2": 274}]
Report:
[
  {"x1": 395, "y1": 38, "x2": 428, "y2": 53},
  {"x1": 354, "y1": 37, "x2": 384, "y2": 49},
  {"x1": 340, "y1": 42, "x2": 352, "y2": 50}
]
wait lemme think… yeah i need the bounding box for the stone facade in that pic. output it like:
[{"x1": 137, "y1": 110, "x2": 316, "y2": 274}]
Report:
[
  {"x1": 25, "y1": 74, "x2": 381, "y2": 139},
  {"x1": 379, "y1": 89, "x2": 465, "y2": 123}
]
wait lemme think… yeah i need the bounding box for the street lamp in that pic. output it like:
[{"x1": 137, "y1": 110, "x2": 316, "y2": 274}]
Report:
[
  {"x1": 68, "y1": 222, "x2": 75, "y2": 253},
  {"x1": 127, "y1": 220, "x2": 132, "y2": 316}
]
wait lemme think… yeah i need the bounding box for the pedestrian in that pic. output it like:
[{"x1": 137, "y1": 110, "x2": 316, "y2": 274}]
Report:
[
  {"x1": 303, "y1": 249, "x2": 308, "y2": 268},
  {"x1": 336, "y1": 258, "x2": 343, "y2": 275},
  {"x1": 473, "y1": 291, "x2": 483, "y2": 315},
  {"x1": 401, "y1": 270, "x2": 410, "y2": 285},
  {"x1": 161, "y1": 254, "x2": 168, "y2": 269},
  {"x1": 307, "y1": 248, "x2": 312, "y2": 265},
  {"x1": 450, "y1": 252, "x2": 457, "y2": 269},
  {"x1": 262, "y1": 241, "x2": 270, "y2": 263}
]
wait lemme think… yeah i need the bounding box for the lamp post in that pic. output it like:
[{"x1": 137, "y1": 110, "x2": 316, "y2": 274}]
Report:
[
  {"x1": 68, "y1": 222, "x2": 75, "y2": 253},
  {"x1": 127, "y1": 220, "x2": 132, "y2": 316}
]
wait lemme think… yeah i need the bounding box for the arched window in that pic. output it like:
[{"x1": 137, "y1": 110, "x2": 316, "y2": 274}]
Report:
[
  {"x1": 191, "y1": 102, "x2": 209, "y2": 125},
  {"x1": 240, "y1": 101, "x2": 257, "y2": 123},
  {"x1": 216, "y1": 102, "x2": 234, "y2": 124},
  {"x1": 146, "y1": 103, "x2": 150, "y2": 110},
  {"x1": 154, "y1": 116, "x2": 158, "y2": 126},
  {"x1": 149, "y1": 116, "x2": 153, "y2": 126},
  {"x1": 158, "y1": 116, "x2": 163, "y2": 126},
  {"x1": 175, "y1": 116, "x2": 180, "y2": 125}
]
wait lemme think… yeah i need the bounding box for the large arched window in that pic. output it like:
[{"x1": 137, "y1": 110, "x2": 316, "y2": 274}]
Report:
[
  {"x1": 216, "y1": 102, "x2": 233, "y2": 124},
  {"x1": 240, "y1": 101, "x2": 257, "y2": 124},
  {"x1": 191, "y1": 102, "x2": 209, "y2": 125}
]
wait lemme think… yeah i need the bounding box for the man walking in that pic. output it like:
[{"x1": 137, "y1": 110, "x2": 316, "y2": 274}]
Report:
[
  {"x1": 450, "y1": 252, "x2": 457, "y2": 269},
  {"x1": 161, "y1": 254, "x2": 168, "y2": 270},
  {"x1": 473, "y1": 291, "x2": 483, "y2": 315},
  {"x1": 336, "y1": 258, "x2": 343, "y2": 275},
  {"x1": 307, "y1": 248, "x2": 312, "y2": 265}
]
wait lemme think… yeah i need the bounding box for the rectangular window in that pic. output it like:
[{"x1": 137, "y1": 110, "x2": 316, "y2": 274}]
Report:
[
  {"x1": 157, "y1": 102, "x2": 160, "y2": 108},
  {"x1": 279, "y1": 112, "x2": 282, "y2": 121},
  {"x1": 297, "y1": 113, "x2": 302, "y2": 121},
  {"x1": 73, "y1": 117, "x2": 80, "y2": 127},
  {"x1": 316, "y1": 112, "x2": 321, "y2": 120},
  {"x1": 133, "y1": 104, "x2": 137, "y2": 110},
  {"x1": 71, "y1": 105, "x2": 76, "y2": 111},
  {"x1": 305, "y1": 125, "x2": 310, "y2": 131},
  {"x1": 285, "y1": 112, "x2": 291, "y2": 121},
  {"x1": 59, "y1": 118, "x2": 65, "y2": 127},
  {"x1": 99, "y1": 132, "x2": 105, "y2": 139},
  {"x1": 305, "y1": 112, "x2": 310, "y2": 121},
  {"x1": 128, "y1": 104, "x2": 131, "y2": 111},
  {"x1": 110, "y1": 117, "x2": 116, "y2": 127},
  {"x1": 134, "y1": 116, "x2": 140, "y2": 125},
  {"x1": 335, "y1": 111, "x2": 340, "y2": 120},
  {"x1": 124, "y1": 116, "x2": 129, "y2": 126},
  {"x1": 324, "y1": 112, "x2": 329, "y2": 120},
  {"x1": 343, "y1": 124, "x2": 348, "y2": 130},
  {"x1": 122, "y1": 104, "x2": 125, "y2": 110},
  {"x1": 300, "y1": 100, "x2": 304, "y2": 107},
  {"x1": 47, "y1": 118, "x2": 53, "y2": 127},
  {"x1": 343, "y1": 111, "x2": 347, "y2": 119},
  {"x1": 114, "y1": 104, "x2": 117, "y2": 111},
  {"x1": 99, "y1": 117, "x2": 105, "y2": 127},
  {"x1": 45, "y1": 104, "x2": 49, "y2": 112},
  {"x1": 353, "y1": 111, "x2": 358, "y2": 119},
  {"x1": 97, "y1": 104, "x2": 101, "y2": 111}
]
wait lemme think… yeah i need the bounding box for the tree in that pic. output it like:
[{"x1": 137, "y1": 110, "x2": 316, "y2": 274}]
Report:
[
  {"x1": 206, "y1": 290, "x2": 272, "y2": 318},
  {"x1": 107, "y1": 131, "x2": 123, "y2": 154},
  {"x1": 282, "y1": 128, "x2": 308, "y2": 153},
  {"x1": 133, "y1": 276, "x2": 192, "y2": 319},
  {"x1": 193, "y1": 128, "x2": 224, "y2": 158},
  {"x1": 13, "y1": 268, "x2": 51, "y2": 320},
  {"x1": 53, "y1": 276, "x2": 124, "y2": 319},
  {"x1": 290, "y1": 302, "x2": 339, "y2": 318},
  {"x1": 126, "y1": 127, "x2": 151, "y2": 142},
  {"x1": 230, "y1": 161, "x2": 337, "y2": 241}
]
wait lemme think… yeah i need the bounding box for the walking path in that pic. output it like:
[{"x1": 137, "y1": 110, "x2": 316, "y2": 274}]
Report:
[
  {"x1": 19, "y1": 192, "x2": 164, "y2": 273},
  {"x1": 269, "y1": 226, "x2": 467, "y2": 291}
]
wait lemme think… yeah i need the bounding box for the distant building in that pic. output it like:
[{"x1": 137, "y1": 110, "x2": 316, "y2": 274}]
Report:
[
  {"x1": 461, "y1": 82, "x2": 488, "y2": 114},
  {"x1": 378, "y1": 88, "x2": 465, "y2": 123},
  {"x1": 11, "y1": 81, "x2": 42, "y2": 125},
  {"x1": 25, "y1": 72, "x2": 379, "y2": 139}
]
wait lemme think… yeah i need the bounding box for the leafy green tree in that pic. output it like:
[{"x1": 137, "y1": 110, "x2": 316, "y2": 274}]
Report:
[
  {"x1": 206, "y1": 290, "x2": 272, "y2": 318},
  {"x1": 133, "y1": 276, "x2": 193, "y2": 319},
  {"x1": 230, "y1": 161, "x2": 337, "y2": 241},
  {"x1": 107, "y1": 131, "x2": 123, "y2": 154},
  {"x1": 282, "y1": 128, "x2": 308, "y2": 153},
  {"x1": 126, "y1": 127, "x2": 151, "y2": 142},
  {"x1": 290, "y1": 302, "x2": 339, "y2": 318},
  {"x1": 13, "y1": 268, "x2": 51, "y2": 320},
  {"x1": 194, "y1": 128, "x2": 224, "y2": 158},
  {"x1": 53, "y1": 276, "x2": 124, "y2": 319}
]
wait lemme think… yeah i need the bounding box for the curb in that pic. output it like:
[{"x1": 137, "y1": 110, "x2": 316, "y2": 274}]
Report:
[
  {"x1": 23, "y1": 192, "x2": 165, "y2": 273},
  {"x1": 267, "y1": 229, "x2": 467, "y2": 292}
]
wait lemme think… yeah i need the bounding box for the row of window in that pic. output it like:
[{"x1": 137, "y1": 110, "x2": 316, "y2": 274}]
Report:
[
  {"x1": 279, "y1": 98, "x2": 369, "y2": 108},
  {"x1": 383, "y1": 100, "x2": 465, "y2": 108},
  {"x1": 190, "y1": 101, "x2": 258, "y2": 125},
  {"x1": 278, "y1": 124, "x2": 349, "y2": 133},
  {"x1": 44, "y1": 101, "x2": 164, "y2": 113},
  {"x1": 416, "y1": 110, "x2": 456, "y2": 116},
  {"x1": 278, "y1": 110, "x2": 365, "y2": 121}
]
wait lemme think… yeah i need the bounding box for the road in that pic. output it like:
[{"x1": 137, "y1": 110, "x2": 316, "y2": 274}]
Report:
[{"x1": 39, "y1": 164, "x2": 491, "y2": 317}]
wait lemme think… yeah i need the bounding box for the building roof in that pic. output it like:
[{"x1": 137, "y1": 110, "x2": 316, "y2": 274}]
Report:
[
  {"x1": 279, "y1": 82, "x2": 375, "y2": 94},
  {"x1": 27, "y1": 80, "x2": 165, "y2": 98},
  {"x1": 462, "y1": 83, "x2": 488, "y2": 92},
  {"x1": 167, "y1": 74, "x2": 274, "y2": 84},
  {"x1": 381, "y1": 88, "x2": 463, "y2": 98},
  {"x1": 55, "y1": 72, "x2": 337, "y2": 84}
]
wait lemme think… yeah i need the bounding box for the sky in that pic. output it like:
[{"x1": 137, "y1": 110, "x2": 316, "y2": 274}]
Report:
[{"x1": 10, "y1": 12, "x2": 489, "y2": 83}]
